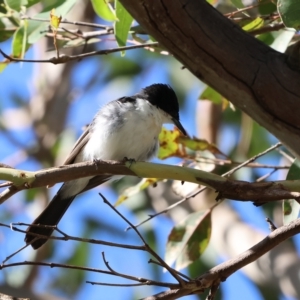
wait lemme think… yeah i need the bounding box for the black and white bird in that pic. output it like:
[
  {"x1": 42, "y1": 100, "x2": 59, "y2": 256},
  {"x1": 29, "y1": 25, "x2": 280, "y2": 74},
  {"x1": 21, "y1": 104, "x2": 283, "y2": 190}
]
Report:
[{"x1": 25, "y1": 83, "x2": 187, "y2": 249}]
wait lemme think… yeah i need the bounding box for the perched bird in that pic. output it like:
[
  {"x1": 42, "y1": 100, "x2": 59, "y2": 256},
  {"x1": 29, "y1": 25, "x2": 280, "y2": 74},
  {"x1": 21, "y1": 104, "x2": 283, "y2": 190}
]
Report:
[{"x1": 25, "y1": 83, "x2": 187, "y2": 249}]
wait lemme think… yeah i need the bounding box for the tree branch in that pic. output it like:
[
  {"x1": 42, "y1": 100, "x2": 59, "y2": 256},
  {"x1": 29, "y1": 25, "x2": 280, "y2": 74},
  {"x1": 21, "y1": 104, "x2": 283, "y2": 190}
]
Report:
[{"x1": 0, "y1": 160, "x2": 300, "y2": 204}]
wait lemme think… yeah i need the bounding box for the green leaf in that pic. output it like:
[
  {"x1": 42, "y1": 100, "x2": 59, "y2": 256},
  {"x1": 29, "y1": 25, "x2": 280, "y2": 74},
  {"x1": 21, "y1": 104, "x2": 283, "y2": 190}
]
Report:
[
  {"x1": 230, "y1": 0, "x2": 244, "y2": 9},
  {"x1": 259, "y1": 1, "x2": 277, "y2": 15},
  {"x1": 0, "y1": 2, "x2": 7, "y2": 14},
  {"x1": 199, "y1": 86, "x2": 223, "y2": 104},
  {"x1": 115, "y1": 178, "x2": 161, "y2": 206},
  {"x1": 165, "y1": 210, "x2": 211, "y2": 270},
  {"x1": 241, "y1": 17, "x2": 264, "y2": 32},
  {"x1": 91, "y1": 0, "x2": 117, "y2": 22},
  {"x1": 257, "y1": 32, "x2": 275, "y2": 46},
  {"x1": 114, "y1": 0, "x2": 133, "y2": 55},
  {"x1": 4, "y1": 0, "x2": 21, "y2": 11},
  {"x1": 23, "y1": 0, "x2": 40, "y2": 7},
  {"x1": 178, "y1": 135, "x2": 224, "y2": 156},
  {"x1": 0, "y1": 19, "x2": 16, "y2": 42},
  {"x1": 278, "y1": 0, "x2": 300, "y2": 29},
  {"x1": 41, "y1": 0, "x2": 77, "y2": 16},
  {"x1": 103, "y1": 56, "x2": 142, "y2": 81},
  {"x1": 24, "y1": 188, "x2": 39, "y2": 203},
  {"x1": 26, "y1": 20, "x2": 46, "y2": 44},
  {"x1": 12, "y1": 23, "x2": 27, "y2": 58},
  {"x1": 283, "y1": 159, "x2": 300, "y2": 224}
]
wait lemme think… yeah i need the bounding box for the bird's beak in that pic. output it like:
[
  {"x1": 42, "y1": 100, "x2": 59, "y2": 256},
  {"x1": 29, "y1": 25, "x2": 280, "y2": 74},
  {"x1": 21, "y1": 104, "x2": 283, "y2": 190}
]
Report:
[{"x1": 172, "y1": 117, "x2": 188, "y2": 136}]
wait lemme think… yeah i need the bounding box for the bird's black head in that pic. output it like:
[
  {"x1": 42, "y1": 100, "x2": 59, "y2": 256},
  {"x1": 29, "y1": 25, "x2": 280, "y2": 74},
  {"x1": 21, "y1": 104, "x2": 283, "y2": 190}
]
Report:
[
  {"x1": 138, "y1": 84, "x2": 187, "y2": 135},
  {"x1": 139, "y1": 84, "x2": 179, "y2": 119}
]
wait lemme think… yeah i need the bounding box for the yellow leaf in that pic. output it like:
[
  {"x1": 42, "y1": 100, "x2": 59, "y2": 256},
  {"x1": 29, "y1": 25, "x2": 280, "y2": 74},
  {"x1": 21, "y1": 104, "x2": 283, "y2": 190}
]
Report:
[
  {"x1": 115, "y1": 178, "x2": 161, "y2": 206},
  {"x1": 178, "y1": 136, "x2": 224, "y2": 156},
  {"x1": 158, "y1": 128, "x2": 225, "y2": 160},
  {"x1": 158, "y1": 127, "x2": 186, "y2": 159},
  {"x1": 50, "y1": 8, "x2": 62, "y2": 29},
  {"x1": 242, "y1": 17, "x2": 264, "y2": 32}
]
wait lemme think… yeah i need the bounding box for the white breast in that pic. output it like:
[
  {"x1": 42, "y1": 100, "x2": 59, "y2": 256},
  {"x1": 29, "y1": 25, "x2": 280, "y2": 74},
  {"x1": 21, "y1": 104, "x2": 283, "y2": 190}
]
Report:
[{"x1": 82, "y1": 98, "x2": 172, "y2": 162}]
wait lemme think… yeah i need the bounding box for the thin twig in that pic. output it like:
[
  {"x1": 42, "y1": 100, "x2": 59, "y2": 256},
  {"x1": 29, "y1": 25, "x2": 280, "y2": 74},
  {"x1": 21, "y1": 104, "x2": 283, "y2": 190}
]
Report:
[
  {"x1": 249, "y1": 23, "x2": 285, "y2": 36},
  {"x1": 59, "y1": 29, "x2": 112, "y2": 39},
  {"x1": 0, "y1": 182, "x2": 13, "y2": 188},
  {"x1": 87, "y1": 281, "x2": 150, "y2": 287},
  {"x1": 99, "y1": 252, "x2": 177, "y2": 288},
  {"x1": 206, "y1": 282, "x2": 220, "y2": 300},
  {"x1": 61, "y1": 27, "x2": 83, "y2": 39},
  {"x1": 149, "y1": 259, "x2": 192, "y2": 281},
  {"x1": 99, "y1": 193, "x2": 187, "y2": 286},
  {"x1": 0, "y1": 186, "x2": 19, "y2": 204},
  {"x1": 21, "y1": 15, "x2": 112, "y2": 30},
  {"x1": 256, "y1": 169, "x2": 278, "y2": 182},
  {"x1": 224, "y1": 142, "x2": 282, "y2": 177},
  {"x1": 224, "y1": 3, "x2": 262, "y2": 18},
  {"x1": 0, "y1": 260, "x2": 122, "y2": 276},
  {"x1": 0, "y1": 259, "x2": 178, "y2": 290},
  {"x1": 1, "y1": 243, "x2": 29, "y2": 265},
  {"x1": 265, "y1": 218, "x2": 277, "y2": 231},
  {"x1": 128, "y1": 185, "x2": 214, "y2": 231},
  {"x1": 195, "y1": 156, "x2": 289, "y2": 169},
  {"x1": 276, "y1": 149, "x2": 294, "y2": 163},
  {"x1": 7, "y1": 222, "x2": 145, "y2": 251},
  {"x1": 230, "y1": 15, "x2": 279, "y2": 22},
  {"x1": 0, "y1": 42, "x2": 159, "y2": 65}
]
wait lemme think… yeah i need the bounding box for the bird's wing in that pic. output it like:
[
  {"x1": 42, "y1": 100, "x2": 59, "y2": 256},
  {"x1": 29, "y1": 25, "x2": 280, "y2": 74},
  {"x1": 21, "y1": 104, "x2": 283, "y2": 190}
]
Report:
[
  {"x1": 63, "y1": 125, "x2": 92, "y2": 165},
  {"x1": 63, "y1": 124, "x2": 112, "y2": 191},
  {"x1": 80, "y1": 175, "x2": 111, "y2": 194}
]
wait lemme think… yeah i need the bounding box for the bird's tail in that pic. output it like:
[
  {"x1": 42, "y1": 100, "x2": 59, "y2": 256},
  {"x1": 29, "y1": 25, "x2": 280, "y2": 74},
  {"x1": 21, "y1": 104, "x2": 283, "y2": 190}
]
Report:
[{"x1": 25, "y1": 186, "x2": 76, "y2": 249}]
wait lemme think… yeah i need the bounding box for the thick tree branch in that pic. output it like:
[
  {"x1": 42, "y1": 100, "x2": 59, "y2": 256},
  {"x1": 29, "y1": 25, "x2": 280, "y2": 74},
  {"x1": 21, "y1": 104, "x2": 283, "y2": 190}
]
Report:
[
  {"x1": 1, "y1": 160, "x2": 300, "y2": 204},
  {"x1": 120, "y1": 0, "x2": 300, "y2": 158}
]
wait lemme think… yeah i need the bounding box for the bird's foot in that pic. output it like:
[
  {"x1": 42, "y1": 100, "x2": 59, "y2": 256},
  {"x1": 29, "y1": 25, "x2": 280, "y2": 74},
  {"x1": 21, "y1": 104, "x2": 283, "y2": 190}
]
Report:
[
  {"x1": 123, "y1": 157, "x2": 136, "y2": 167},
  {"x1": 93, "y1": 158, "x2": 101, "y2": 170}
]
